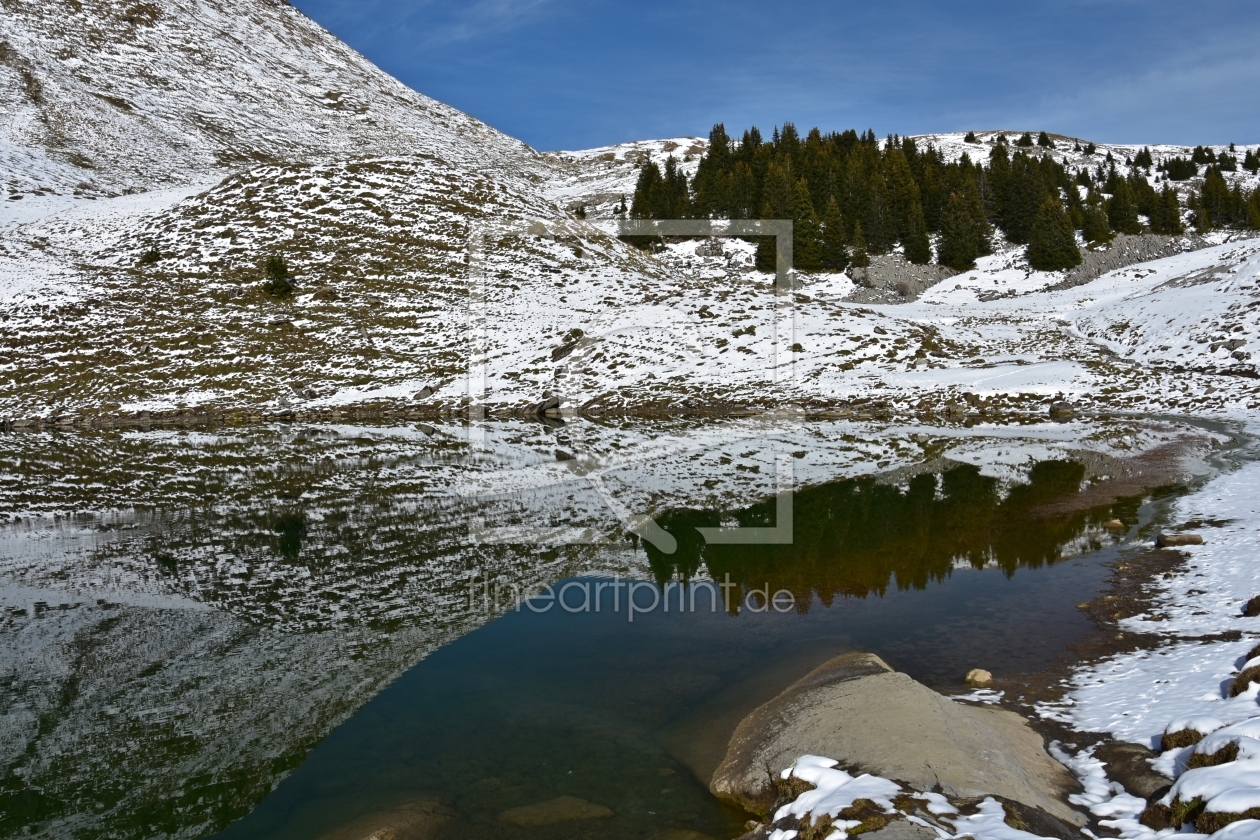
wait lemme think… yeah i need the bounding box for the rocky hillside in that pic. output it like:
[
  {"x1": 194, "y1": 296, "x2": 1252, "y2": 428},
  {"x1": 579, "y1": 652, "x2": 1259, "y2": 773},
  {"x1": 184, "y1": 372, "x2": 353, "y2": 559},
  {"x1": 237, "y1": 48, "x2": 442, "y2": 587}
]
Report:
[{"x1": 0, "y1": 0, "x2": 539, "y2": 197}]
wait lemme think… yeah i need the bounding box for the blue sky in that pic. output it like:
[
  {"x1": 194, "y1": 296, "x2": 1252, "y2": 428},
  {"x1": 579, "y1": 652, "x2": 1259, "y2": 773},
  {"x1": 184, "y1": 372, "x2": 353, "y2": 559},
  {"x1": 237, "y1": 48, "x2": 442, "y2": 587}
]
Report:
[{"x1": 292, "y1": 0, "x2": 1259, "y2": 151}]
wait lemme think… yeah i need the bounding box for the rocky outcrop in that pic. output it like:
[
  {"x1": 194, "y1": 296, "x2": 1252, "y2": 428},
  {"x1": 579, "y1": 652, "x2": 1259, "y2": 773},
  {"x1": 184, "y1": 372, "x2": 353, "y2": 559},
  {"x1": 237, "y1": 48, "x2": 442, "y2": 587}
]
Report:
[
  {"x1": 1045, "y1": 233, "x2": 1230, "y2": 291},
  {"x1": 844, "y1": 253, "x2": 957, "y2": 303},
  {"x1": 709, "y1": 652, "x2": 1084, "y2": 825}
]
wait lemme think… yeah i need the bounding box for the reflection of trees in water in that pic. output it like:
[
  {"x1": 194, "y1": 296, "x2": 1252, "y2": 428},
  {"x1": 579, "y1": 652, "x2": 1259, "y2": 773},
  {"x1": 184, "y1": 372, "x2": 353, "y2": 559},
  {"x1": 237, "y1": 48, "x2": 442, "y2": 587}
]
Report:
[{"x1": 645, "y1": 461, "x2": 1144, "y2": 608}]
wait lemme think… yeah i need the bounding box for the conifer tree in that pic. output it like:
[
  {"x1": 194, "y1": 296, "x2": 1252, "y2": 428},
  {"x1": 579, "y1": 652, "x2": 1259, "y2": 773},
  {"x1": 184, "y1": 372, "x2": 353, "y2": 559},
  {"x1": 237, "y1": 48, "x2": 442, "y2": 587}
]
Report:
[
  {"x1": 1001, "y1": 153, "x2": 1048, "y2": 243},
  {"x1": 1249, "y1": 188, "x2": 1260, "y2": 230},
  {"x1": 1201, "y1": 166, "x2": 1232, "y2": 226},
  {"x1": 937, "y1": 180, "x2": 991, "y2": 271},
  {"x1": 730, "y1": 162, "x2": 757, "y2": 218},
  {"x1": 1106, "y1": 178, "x2": 1141, "y2": 234},
  {"x1": 1017, "y1": 132, "x2": 1034, "y2": 147},
  {"x1": 821, "y1": 195, "x2": 849, "y2": 271},
  {"x1": 1080, "y1": 198, "x2": 1113, "y2": 245},
  {"x1": 849, "y1": 221, "x2": 870, "y2": 268},
  {"x1": 1244, "y1": 149, "x2": 1260, "y2": 173},
  {"x1": 1065, "y1": 182, "x2": 1085, "y2": 231},
  {"x1": 760, "y1": 161, "x2": 794, "y2": 219},
  {"x1": 864, "y1": 170, "x2": 896, "y2": 254},
  {"x1": 792, "y1": 178, "x2": 822, "y2": 272},
  {"x1": 964, "y1": 131, "x2": 978, "y2": 143},
  {"x1": 1192, "y1": 192, "x2": 1212, "y2": 233},
  {"x1": 755, "y1": 161, "x2": 795, "y2": 270},
  {"x1": 902, "y1": 197, "x2": 930, "y2": 265},
  {"x1": 1133, "y1": 147, "x2": 1154, "y2": 168},
  {"x1": 1084, "y1": 142, "x2": 1097, "y2": 155},
  {"x1": 1037, "y1": 131, "x2": 1054, "y2": 148},
  {"x1": 919, "y1": 159, "x2": 945, "y2": 230},
  {"x1": 987, "y1": 144, "x2": 1011, "y2": 223},
  {"x1": 1148, "y1": 185, "x2": 1183, "y2": 235},
  {"x1": 1027, "y1": 197, "x2": 1081, "y2": 271},
  {"x1": 630, "y1": 161, "x2": 662, "y2": 219},
  {"x1": 692, "y1": 124, "x2": 733, "y2": 216}
]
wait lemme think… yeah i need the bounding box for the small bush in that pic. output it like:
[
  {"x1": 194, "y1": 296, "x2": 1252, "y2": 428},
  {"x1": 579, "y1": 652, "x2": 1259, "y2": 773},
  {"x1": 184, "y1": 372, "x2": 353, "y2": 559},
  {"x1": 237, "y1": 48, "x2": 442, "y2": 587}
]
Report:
[
  {"x1": 1197, "y1": 806, "x2": 1260, "y2": 834},
  {"x1": 1169, "y1": 796, "x2": 1206, "y2": 829},
  {"x1": 1242, "y1": 594, "x2": 1260, "y2": 616},
  {"x1": 837, "y1": 799, "x2": 892, "y2": 836},
  {"x1": 895, "y1": 281, "x2": 910, "y2": 297},
  {"x1": 774, "y1": 773, "x2": 815, "y2": 805},
  {"x1": 1232, "y1": 665, "x2": 1260, "y2": 696},
  {"x1": 1140, "y1": 802, "x2": 1171, "y2": 831},
  {"x1": 1162, "y1": 728, "x2": 1206, "y2": 751},
  {"x1": 1188, "y1": 741, "x2": 1239, "y2": 769},
  {"x1": 138, "y1": 247, "x2": 161, "y2": 265},
  {"x1": 262, "y1": 254, "x2": 294, "y2": 297}
]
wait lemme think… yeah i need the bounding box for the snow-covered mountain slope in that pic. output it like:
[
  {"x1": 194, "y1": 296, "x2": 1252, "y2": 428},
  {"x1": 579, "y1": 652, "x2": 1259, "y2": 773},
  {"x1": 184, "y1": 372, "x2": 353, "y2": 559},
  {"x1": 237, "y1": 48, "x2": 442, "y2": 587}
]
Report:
[
  {"x1": 0, "y1": 0, "x2": 1256, "y2": 427},
  {"x1": 8, "y1": 200, "x2": 1258, "y2": 424},
  {"x1": 543, "y1": 135, "x2": 707, "y2": 217},
  {"x1": 0, "y1": 0, "x2": 540, "y2": 197}
]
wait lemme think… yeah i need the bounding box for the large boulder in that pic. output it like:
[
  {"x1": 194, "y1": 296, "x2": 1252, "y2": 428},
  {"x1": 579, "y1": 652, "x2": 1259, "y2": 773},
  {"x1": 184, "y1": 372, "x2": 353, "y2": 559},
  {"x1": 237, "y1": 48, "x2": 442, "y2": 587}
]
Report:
[{"x1": 709, "y1": 652, "x2": 1084, "y2": 825}]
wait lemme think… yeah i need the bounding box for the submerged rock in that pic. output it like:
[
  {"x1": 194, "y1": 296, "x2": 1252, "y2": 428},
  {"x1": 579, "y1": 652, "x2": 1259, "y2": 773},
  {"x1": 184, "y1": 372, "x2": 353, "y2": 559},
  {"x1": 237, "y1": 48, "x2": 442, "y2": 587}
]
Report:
[
  {"x1": 965, "y1": 668, "x2": 994, "y2": 687},
  {"x1": 497, "y1": 795, "x2": 613, "y2": 826},
  {"x1": 656, "y1": 829, "x2": 719, "y2": 840},
  {"x1": 709, "y1": 652, "x2": 1084, "y2": 825},
  {"x1": 316, "y1": 795, "x2": 455, "y2": 840},
  {"x1": 1155, "y1": 533, "x2": 1204, "y2": 547}
]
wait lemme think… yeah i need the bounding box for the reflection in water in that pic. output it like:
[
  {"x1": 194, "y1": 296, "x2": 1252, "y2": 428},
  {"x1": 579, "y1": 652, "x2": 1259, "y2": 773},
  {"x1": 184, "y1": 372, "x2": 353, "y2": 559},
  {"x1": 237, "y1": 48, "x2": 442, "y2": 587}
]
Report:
[
  {"x1": 648, "y1": 461, "x2": 1144, "y2": 604},
  {"x1": 0, "y1": 419, "x2": 1217, "y2": 839},
  {"x1": 273, "y1": 513, "x2": 307, "y2": 562}
]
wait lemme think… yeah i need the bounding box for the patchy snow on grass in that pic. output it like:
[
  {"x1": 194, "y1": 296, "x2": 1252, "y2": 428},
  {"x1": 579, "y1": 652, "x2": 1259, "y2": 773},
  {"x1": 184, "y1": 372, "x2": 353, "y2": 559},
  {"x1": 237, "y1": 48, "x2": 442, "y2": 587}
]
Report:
[
  {"x1": 1043, "y1": 454, "x2": 1260, "y2": 839},
  {"x1": 770, "y1": 755, "x2": 1064, "y2": 840}
]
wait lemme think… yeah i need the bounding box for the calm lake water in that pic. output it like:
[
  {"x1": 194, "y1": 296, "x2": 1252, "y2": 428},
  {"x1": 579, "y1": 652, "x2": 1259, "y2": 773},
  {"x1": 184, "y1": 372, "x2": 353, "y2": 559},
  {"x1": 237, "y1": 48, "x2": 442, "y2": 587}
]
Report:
[{"x1": 0, "y1": 417, "x2": 1227, "y2": 840}]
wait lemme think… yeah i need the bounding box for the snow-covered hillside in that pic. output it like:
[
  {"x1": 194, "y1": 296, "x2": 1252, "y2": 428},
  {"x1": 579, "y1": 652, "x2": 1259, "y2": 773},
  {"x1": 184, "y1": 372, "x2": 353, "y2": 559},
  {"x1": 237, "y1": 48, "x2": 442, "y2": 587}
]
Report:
[{"x1": 0, "y1": 0, "x2": 539, "y2": 197}]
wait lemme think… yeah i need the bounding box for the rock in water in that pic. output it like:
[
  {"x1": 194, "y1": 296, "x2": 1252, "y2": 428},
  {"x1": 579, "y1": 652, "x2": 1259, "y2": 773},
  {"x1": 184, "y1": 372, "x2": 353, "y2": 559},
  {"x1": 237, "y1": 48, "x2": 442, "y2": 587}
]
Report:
[
  {"x1": 657, "y1": 830, "x2": 719, "y2": 840},
  {"x1": 498, "y1": 795, "x2": 613, "y2": 826},
  {"x1": 965, "y1": 668, "x2": 994, "y2": 687},
  {"x1": 316, "y1": 796, "x2": 455, "y2": 840},
  {"x1": 1154, "y1": 533, "x2": 1204, "y2": 547},
  {"x1": 709, "y1": 652, "x2": 1084, "y2": 825}
]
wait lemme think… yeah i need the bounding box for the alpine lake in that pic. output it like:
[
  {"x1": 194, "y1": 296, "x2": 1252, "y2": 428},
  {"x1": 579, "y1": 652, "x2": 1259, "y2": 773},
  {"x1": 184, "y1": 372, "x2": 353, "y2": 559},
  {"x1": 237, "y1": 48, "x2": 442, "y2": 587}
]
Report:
[{"x1": 0, "y1": 414, "x2": 1241, "y2": 840}]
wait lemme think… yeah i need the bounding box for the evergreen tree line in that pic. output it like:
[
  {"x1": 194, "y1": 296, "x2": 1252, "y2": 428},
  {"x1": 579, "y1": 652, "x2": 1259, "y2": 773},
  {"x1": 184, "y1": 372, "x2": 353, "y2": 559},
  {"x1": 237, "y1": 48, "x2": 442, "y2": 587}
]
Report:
[{"x1": 628, "y1": 124, "x2": 1260, "y2": 274}]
